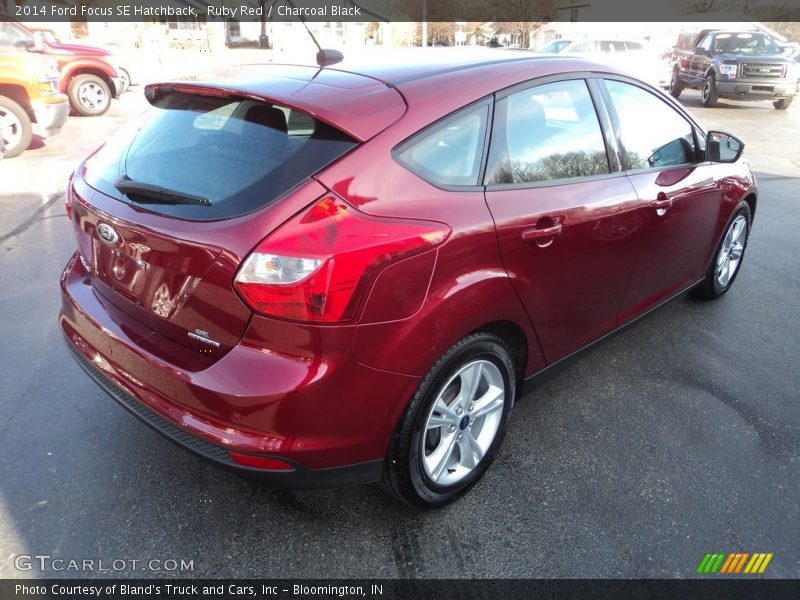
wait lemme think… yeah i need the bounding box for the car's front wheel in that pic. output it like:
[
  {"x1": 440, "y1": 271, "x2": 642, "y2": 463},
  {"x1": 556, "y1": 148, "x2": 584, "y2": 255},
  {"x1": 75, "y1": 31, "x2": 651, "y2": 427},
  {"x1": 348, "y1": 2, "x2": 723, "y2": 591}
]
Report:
[
  {"x1": 382, "y1": 332, "x2": 516, "y2": 508},
  {"x1": 693, "y1": 202, "x2": 751, "y2": 299},
  {"x1": 701, "y1": 74, "x2": 719, "y2": 107},
  {"x1": 0, "y1": 96, "x2": 33, "y2": 159}
]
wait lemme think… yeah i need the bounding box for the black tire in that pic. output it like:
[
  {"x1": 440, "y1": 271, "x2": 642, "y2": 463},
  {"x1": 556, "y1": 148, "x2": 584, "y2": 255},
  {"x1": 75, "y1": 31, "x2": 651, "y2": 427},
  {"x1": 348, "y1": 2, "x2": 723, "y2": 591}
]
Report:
[
  {"x1": 692, "y1": 202, "x2": 751, "y2": 300},
  {"x1": 68, "y1": 74, "x2": 111, "y2": 116},
  {"x1": 0, "y1": 96, "x2": 33, "y2": 159},
  {"x1": 773, "y1": 97, "x2": 793, "y2": 110},
  {"x1": 701, "y1": 74, "x2": 719, "y2": 107},
  {"x1": 669, "y1": 68, "x2": 684, "y2": 99},
  {"x1": 381, "y1": 332, "x2": 516, "y2": 508}
]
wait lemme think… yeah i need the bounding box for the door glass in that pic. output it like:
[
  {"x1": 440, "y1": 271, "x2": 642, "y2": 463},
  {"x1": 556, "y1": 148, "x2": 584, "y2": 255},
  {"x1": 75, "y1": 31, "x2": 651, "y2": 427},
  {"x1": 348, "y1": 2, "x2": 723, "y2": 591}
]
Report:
[
  {"x1": 605, "y1": 80, "x2": 697, "y2": 170},
  {"x1": 486, "y1": 79, "x2": 610, "y2": 185}
]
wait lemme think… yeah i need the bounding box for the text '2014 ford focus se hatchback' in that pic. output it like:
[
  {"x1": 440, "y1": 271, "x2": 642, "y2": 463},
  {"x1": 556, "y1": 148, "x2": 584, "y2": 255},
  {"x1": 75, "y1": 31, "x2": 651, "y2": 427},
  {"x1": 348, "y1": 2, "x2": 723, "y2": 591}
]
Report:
[{"x1": 60, "y1": 53, "x2": 756, "y2": 507}]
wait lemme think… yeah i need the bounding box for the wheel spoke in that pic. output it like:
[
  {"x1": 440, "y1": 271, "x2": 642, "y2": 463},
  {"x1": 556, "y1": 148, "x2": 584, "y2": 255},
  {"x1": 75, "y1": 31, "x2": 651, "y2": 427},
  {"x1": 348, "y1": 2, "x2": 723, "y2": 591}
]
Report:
[
  {"x1": 471, "y1": 386, "x2": 504, "y2": 420},
  {"x1": 428, "y1": 432, "x2": 458, "y2": 482},
  {"x1": 426, "y1": 412, "x2": 455, "y2": 429},
  {"x1": 458, "y1": 361, "x2": 483, "y2": 404},
  {"x1": 433, "y1": 397, "x2": 458, "y2": 421},
  {"x1": 732, "y1": 220, "x2": 747, "y2": 247},
  {"x1": 459, "y1": 431, "x2": 484, "y2": 469},
  {"x1": 720, "y1": 258, "x2": 731, "y2": 286}
]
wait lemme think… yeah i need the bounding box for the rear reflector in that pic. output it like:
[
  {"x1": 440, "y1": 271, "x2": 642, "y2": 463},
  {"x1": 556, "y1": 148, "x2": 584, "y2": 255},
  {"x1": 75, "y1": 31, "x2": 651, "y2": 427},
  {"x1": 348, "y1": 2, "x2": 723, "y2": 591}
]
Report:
[
  {"x1": 228, "y1": 452, "x2": 295, "y2": 471},
  {"x1": 234, "y1": 193, "x2": 450, "y2": 323}
]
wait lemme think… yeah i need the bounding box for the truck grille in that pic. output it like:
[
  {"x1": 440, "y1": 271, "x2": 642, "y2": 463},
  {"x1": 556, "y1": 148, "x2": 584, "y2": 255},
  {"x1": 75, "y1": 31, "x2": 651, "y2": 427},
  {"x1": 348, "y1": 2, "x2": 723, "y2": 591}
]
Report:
[{"x1": 738, "y1": 63, "x2": 786, "y2": 79}]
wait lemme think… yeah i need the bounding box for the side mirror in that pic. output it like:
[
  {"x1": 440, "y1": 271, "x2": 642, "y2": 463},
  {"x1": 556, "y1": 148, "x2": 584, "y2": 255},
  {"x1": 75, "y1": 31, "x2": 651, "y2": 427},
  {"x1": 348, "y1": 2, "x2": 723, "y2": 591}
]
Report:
[{"x1": 707, "y1": 131, "x2": 744, "y2": 163}]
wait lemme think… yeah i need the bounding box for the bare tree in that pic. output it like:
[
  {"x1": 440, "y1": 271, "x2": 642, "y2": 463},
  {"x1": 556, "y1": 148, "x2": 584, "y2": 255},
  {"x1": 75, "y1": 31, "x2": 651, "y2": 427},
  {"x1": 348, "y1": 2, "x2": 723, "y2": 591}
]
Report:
[
  {"x1": 492, "y1": 0, "x2": 558, "y2": 49},
  {"x1": 691, "y1": 0, "x2": 718, "y2": 13}
]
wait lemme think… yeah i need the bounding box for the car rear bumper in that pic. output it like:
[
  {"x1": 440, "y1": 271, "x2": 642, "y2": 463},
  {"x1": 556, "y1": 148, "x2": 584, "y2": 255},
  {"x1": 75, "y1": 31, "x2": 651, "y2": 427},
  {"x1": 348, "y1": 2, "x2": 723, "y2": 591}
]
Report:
[
  {"x1": 64, "y1": 339, "x2": 382, "y2": 488},
  {"x1": 59, "y1": 253, "x2": 419, "y2": 486},
  {"x1": 32, "y1": 95, "x2": 69, "y2": 136},
  {"x1": 716, "y1": 79, "x2": 797, "y2": 100},
  {"x1": 110, "y1": 76, "x2": 128, "y2": 97}
]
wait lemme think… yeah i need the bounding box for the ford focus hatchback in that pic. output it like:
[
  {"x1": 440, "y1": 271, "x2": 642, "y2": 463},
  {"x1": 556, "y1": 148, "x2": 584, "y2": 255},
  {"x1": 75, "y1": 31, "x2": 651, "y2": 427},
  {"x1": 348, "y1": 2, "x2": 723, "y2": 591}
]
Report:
[{"x1": 60, "y1": 53, "x2": 756, "y2": 507}]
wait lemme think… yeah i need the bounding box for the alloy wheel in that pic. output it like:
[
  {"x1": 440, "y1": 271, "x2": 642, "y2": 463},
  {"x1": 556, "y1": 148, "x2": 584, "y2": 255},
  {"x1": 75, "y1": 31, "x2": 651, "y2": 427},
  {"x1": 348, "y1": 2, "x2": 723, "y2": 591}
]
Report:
[
  {"x1": 421, "y1": 359, "x2": 505, "y2": 486},
  {"x1": 715, "y1": 215, "x2": 747, "y2": 288}
]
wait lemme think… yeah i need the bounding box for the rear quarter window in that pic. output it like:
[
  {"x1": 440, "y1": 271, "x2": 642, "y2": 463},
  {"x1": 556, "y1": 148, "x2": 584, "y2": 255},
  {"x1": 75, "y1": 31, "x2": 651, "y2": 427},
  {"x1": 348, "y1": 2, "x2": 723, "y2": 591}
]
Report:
[
  {"x1": 83, "y1": 91, "x2": 357, "y2": 221},
  {"x1": 395, "y1": 104, "x2": 489, "y2": 187}
]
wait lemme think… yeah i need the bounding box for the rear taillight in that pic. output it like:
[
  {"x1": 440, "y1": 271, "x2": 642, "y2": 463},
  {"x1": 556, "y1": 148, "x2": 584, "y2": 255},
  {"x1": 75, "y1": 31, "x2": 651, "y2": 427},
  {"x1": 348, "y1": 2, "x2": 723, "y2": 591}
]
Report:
[{"x1": 234, "y1": 194, "x2": 450, "y2": 323}]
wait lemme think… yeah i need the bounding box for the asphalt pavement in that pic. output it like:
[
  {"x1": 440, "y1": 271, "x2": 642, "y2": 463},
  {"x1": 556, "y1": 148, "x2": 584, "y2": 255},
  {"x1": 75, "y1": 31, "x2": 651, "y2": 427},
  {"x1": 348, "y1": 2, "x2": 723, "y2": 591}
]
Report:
[{"x1": 0, "y1": 84, "x2": 798, "y2": 579}]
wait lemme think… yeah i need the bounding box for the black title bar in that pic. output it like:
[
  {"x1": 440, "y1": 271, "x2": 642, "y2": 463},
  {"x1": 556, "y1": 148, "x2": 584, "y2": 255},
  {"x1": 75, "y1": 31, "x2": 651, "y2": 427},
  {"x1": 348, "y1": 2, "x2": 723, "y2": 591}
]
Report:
[
  {"x1": 3, "y1": 579, "x2": 800, "y2": 600},
  {"x1": 3, "y1": 0, "x2": 800, "y2": 23}
]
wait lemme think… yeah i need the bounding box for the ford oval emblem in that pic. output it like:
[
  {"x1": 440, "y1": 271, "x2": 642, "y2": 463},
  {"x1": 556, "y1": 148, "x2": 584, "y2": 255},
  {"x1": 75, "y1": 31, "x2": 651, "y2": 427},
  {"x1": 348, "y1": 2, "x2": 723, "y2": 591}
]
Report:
[{"x1": 97, "y1": 223, "x2": 120, "y2": 245}]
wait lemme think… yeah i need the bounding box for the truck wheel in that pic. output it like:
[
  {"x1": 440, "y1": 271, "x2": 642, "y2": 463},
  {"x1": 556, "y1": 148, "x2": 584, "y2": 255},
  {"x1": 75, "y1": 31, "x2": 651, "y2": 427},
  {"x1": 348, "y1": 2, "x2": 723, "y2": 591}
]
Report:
[
  {"x1": 0, "y1": 96, "x2": 33, "y2": 159},
  {"x1": 68, "y1": 74, "x2": 111, "y2": 116},
  {"x1": 773, "y1": 97, "x2": 793, "y2": 110},
  {"x1": 701, "y1": 74, "x2": 718, "y2": 107},
  {"x1": 669, "y1": 68, "x2": 684, "y2": 98}
]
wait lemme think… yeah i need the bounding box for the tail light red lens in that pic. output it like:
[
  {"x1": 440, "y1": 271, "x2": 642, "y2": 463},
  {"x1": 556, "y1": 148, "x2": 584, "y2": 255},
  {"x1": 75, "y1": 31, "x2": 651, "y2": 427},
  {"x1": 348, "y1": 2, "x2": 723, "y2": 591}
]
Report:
[{"x1": 234, "y1": 194, "x2": 450, "y2": 323}]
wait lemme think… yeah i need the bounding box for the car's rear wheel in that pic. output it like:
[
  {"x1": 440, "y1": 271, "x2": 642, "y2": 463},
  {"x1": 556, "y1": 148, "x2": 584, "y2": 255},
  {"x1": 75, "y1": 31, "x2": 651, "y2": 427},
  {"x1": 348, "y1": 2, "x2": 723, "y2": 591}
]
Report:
[
  {"x1": 0, "y1": 96, "x2": 33, "y2": 159},
  {"x1": 382, "y1": 332, "x2": 516, "y2": 508},
  {"x1": 701, "y1": 74, "x2": 718, "y2": 107},
  {"x1": 68, "y1": 74, "x2": 111, "y2": 116},
  {"x1": 693, "y1": 202, "x2": 751, "y2": 299},
  {"x1": 669, "y1": 68, "x2": 684, "y2": 98},
  {"x1": 773, "y1": 97, "x2": 793, "y2": 110}
]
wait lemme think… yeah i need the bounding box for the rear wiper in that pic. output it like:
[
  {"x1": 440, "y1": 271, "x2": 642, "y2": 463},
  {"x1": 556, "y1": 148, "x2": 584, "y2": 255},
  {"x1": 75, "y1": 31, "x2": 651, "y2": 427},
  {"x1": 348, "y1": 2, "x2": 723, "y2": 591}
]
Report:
[{"x1": 114, "y1": 177, "x2": 211, "y2": 207}]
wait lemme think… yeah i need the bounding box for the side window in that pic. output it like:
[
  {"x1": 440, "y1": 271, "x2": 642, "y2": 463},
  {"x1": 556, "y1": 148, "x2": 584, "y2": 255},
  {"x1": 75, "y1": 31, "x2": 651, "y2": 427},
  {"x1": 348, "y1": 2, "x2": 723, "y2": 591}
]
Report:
[
  {"x1": 565, "y1": 41, "x2": 594, "y2": 53},
  {"x1": 601, "y1": 41, "x2": 626, "y2": 53},
  {"x1": 396, "y1": 105, "x2": 488, "y2": 187},
  {"x1": 0, "y1": 22, "x2": 32, "y2": 47},
  {"x1": 486, "y1": 79, "x2": 610, "y2": 185},
  {"x1": 626, "y1": 41, "x2": 644, "y2": 51},
  {"x1": 604, "y1": 80, "x2": 697, "y2": 170}
]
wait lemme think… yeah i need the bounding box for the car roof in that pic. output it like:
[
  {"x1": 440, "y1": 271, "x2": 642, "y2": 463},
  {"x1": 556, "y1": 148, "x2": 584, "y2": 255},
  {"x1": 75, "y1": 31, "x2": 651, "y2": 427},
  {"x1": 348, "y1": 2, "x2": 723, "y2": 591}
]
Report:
[{"x1": 154, "y1": 50, "x2": 628, "y2": 141}]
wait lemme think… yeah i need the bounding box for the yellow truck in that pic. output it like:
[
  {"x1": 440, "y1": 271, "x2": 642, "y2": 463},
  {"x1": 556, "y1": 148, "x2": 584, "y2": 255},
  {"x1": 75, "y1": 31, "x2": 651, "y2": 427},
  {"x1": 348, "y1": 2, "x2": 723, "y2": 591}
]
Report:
[{"x1": 0, "y1": 50, "x2": 68, "y2": 158}]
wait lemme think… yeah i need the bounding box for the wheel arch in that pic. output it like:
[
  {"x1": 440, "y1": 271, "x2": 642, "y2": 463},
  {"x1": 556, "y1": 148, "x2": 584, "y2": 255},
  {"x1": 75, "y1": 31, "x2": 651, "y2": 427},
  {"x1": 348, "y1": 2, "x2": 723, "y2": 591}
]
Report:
[
  {"x1": 353, "y1": 268, "x2": 546, "y2": 381},
  {"x1": 65, "y1": 67, "x2": 114, "y2": 93},
  {"x1": 476, "y1": 320, "x2": 528, "y2": 390},
  {"x1": 0, "y1": 85, "x2": 34, "y2": 120},
  {"x1": 743, "y1": 192, "x2": 757, "y2": 221}
]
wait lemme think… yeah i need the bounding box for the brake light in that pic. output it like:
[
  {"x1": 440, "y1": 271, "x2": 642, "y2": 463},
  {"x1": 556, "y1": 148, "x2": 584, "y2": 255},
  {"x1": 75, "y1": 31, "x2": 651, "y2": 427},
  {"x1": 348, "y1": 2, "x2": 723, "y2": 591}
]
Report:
[{"x1": 234, "y1": 194, "x2": 450, "y2": 323}]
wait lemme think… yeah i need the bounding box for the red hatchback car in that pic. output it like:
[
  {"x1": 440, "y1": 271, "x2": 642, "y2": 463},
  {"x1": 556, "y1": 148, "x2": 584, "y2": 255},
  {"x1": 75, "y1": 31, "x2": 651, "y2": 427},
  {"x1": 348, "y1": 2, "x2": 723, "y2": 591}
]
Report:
[{"x1": 60, "y1": 53, "x2": 756, "y2": 507}]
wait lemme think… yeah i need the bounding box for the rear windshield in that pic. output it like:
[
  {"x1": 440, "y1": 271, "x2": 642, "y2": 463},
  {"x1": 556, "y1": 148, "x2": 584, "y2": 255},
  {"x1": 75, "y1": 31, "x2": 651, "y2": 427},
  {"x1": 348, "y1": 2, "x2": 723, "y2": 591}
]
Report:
[{"x1": 83, "y1": 92, "x2": 357, "y2": 221}]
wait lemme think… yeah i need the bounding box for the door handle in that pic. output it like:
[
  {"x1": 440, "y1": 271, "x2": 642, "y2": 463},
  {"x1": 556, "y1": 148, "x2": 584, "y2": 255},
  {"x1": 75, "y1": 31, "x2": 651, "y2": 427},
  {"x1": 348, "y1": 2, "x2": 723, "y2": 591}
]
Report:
[
  {"x1": 649, "y1": 193, "x2": 673, "y2": 211},
  {"x1": 521, "y1": 223, "x2": 562, "y2": 242}
]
